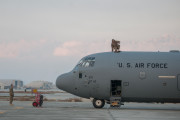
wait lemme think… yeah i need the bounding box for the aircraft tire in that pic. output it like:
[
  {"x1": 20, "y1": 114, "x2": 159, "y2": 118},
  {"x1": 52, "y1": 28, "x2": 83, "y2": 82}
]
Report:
[{"x1": 92, "y1": 99, "x2": 105, "y2": 108}]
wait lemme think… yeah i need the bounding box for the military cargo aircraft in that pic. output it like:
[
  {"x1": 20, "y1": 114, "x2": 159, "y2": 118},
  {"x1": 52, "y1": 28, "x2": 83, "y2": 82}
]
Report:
[{"x1": 56, "y1": 50, "x2": 180, "y2": 108}]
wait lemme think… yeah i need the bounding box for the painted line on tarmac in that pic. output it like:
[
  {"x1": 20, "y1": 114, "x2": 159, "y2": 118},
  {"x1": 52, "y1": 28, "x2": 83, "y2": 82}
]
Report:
[
  {"x1": 14, "y1": 107, "x2": 24, "y2": 109},
  {"x1": 0, "y1": 110, "x2": 6, "y2": 114}
]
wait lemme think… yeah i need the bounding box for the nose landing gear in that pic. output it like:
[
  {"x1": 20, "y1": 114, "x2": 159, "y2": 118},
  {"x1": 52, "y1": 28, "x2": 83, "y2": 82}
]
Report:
[{"x1": 92, "y1": 99, "x2": 105, "y2": 108}]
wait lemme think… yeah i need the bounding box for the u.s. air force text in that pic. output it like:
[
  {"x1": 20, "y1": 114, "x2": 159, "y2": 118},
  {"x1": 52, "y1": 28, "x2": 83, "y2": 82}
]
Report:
[{"x1": 117, "y1": 62, "x2": 168, "y2": 68}]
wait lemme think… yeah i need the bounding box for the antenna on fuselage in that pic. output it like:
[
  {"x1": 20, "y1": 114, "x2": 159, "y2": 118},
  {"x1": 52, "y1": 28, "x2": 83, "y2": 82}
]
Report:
[{"x1": 111, "y1": 39, "x2": 120, "y2": 53}]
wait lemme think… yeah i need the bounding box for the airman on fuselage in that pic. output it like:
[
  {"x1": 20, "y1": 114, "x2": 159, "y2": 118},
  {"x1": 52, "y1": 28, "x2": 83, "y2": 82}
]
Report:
[{"x1": 111, "y1": 39, "x2": 120, "y2": 52}]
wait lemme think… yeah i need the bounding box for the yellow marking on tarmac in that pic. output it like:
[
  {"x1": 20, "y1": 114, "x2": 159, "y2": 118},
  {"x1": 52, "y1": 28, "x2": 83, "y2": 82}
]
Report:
[
  {"x1": 0, "y1": 111, "x2": 6, "y2": 114},
  {"x1": 14, "y1": 107, "x2": 24, "y2": 109}
]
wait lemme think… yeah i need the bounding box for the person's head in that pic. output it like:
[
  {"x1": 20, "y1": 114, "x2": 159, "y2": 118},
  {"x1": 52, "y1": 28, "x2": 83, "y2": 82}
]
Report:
[{"x1": 11, "y1": 84, "x2": 13, "y2": 88}]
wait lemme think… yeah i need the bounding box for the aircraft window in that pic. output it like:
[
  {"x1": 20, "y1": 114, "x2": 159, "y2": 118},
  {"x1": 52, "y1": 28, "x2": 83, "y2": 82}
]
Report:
[
  {"x1": 85, "y1": 57, "x2": 95, "y2": 61},
  {"x1": 89, "y1": 61, "x2": 95, "y2": 67},
  {"x1": 78, "y1": 60, "x2": 83, "y2": 66},
  {"x1": 82, "y1": 62, "x2": 86, "y2": 67},
  {"x1": 84, "y1": 62, "x2": 90, "y2": 67},
  {"x1": 79, "y1": 73, "x2": 82, "y2": 78},
  {"x1": 77, "y1": 57, "x2": 95, "y2": 67}
]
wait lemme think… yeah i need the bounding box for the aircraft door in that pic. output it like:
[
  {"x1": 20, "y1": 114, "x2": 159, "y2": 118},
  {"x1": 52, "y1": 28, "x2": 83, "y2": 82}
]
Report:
[
  {"x1": 178, "y1": 75, "x2": 180, "y2": 91},
  {"x1": 78, "y1": 70, "x2": 92, "y2": 98},
  {"x1": 79, "y1": 70, "x2": 90, "y2": 86},
  {"x1": 111, "y1": 80, "x2": 122, "y2": 97},
  {"x1": 79, "y1": 70, "x2": 99, "y2": 98},
  {"x1": 72, "y1": 70, "x2": 86, "y2": 95}
]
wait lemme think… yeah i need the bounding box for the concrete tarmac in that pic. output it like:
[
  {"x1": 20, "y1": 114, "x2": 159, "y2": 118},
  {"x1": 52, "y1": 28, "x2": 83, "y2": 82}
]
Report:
[{"x1": 0, "y1": 101, "x2": 180, "y2": 120}]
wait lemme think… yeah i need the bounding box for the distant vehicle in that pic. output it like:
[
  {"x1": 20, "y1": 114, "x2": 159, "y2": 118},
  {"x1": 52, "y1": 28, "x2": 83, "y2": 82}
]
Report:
[{"x1": 56, "y1": 51, "x2": 180, "y2": 108}]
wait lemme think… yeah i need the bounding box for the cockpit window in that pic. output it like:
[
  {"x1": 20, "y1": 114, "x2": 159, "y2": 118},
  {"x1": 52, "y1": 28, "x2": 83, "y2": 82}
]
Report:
[{"x1": 77, "y1": 57, "x2": 95, "y2": 67}]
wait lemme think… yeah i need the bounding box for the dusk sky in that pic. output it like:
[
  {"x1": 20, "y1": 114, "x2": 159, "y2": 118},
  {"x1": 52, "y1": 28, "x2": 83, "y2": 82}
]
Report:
[{"x1": 0, "y1": 0, "x2": 180, "y2": 84}]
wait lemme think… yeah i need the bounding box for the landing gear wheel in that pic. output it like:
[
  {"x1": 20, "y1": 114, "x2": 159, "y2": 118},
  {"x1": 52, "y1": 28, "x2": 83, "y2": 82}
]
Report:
[
  {"x1": 32, "y1": 102, "x2": 38, "y2": 107},
  {"x1": 92, "y1": 99, "x2": 105, "y2": 108}
]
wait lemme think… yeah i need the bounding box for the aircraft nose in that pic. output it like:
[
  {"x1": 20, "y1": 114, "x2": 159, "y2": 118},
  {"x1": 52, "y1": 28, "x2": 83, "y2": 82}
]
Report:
[
  {"x1": 56, "y1": 74, "x2": 65, "y2": 90},
  {"x1": 56, "y1": 73, "x2": 73, "y2": 92},
  {"x1": 56, "y1": 75, "x2": 61, "y2": 89}
]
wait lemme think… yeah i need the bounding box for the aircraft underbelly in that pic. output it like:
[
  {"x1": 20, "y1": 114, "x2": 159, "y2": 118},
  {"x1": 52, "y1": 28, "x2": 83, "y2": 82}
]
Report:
[
  {"x1": 122, "y1": 97, "x2": 180, "y2": 103},
  {"x1": 178, "y1": 75, "x2": 180, "y2": 91}
]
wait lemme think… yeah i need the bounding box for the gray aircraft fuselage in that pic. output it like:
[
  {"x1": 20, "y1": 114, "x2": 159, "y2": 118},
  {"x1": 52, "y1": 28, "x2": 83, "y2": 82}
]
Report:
[{"x1": 56, "y1": 51, "x2": 180, "y2": 105}]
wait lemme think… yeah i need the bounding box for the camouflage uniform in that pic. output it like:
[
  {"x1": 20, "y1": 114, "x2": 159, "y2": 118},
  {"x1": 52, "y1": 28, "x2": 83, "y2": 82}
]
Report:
[
  {"x1": 111, "y1": 39, "x2": 120, "y2": 52},
  {"x1": 9, "y1": 85, "x2": 14, "y2": 104}
]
